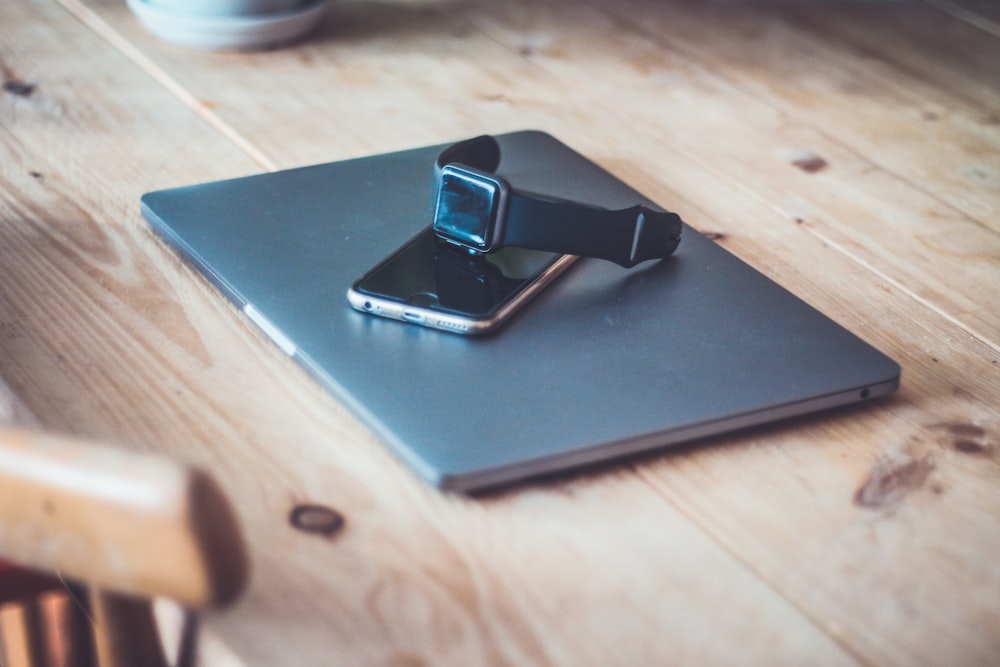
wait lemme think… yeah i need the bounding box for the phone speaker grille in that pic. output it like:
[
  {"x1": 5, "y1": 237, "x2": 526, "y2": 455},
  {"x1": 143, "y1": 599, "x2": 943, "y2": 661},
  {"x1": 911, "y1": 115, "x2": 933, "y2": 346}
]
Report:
[{"x1": 437, "y1": 320, "x2": 469, "y2": 332}]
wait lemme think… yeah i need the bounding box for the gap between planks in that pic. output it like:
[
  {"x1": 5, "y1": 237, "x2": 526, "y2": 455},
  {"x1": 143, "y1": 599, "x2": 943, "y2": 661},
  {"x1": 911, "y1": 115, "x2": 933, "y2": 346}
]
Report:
[
  {"x1": 475, "y1": 0, "x2": 1000, "y2": 356},
  {"x1": 631, "y1": 462, "x2": 878, "y2": 667},
  {"x1": 659, "y1": 137, "x2": 1000, "y2": 358},
  {"x1": 925, "y1": 0, "x2": 1000, "y2": 38},
  {"x1": 52, "y1": 0, "x2": 279, "y2": 172},
  {"x1": 53, "y1": 0, "x2": 1000, "y2": 358}
]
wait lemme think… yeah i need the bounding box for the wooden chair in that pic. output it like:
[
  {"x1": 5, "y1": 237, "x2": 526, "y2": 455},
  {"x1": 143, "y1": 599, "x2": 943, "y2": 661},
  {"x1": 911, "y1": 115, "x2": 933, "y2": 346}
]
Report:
[{"x1": 0, "y1": 429, "x2": 249, "y2": 667}]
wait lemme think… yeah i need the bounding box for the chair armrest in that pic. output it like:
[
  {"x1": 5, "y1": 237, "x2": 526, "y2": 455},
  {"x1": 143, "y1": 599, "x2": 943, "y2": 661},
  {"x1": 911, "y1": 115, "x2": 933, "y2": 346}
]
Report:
[{"x1": 0, "y1": 429, "x2": 248, "y2": 608}]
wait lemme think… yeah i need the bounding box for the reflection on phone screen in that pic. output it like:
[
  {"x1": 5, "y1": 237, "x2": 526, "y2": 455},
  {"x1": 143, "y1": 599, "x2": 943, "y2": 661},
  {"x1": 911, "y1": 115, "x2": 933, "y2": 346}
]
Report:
[{"x1": 354, "y1": 228, "x2": 564, "y2": 318}]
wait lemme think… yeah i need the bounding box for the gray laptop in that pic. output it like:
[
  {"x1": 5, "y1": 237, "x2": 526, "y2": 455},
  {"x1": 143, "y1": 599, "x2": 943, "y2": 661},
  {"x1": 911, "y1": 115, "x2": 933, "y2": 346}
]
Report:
[{"x1": 141, "y1": 131, "x2": 900, "y2": 492}]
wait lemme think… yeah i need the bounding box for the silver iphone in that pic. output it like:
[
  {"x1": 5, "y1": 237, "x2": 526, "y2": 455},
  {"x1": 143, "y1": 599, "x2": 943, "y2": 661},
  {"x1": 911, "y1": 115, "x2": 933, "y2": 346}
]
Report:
[{"x1": 347, "y1": 227, "x2": 577, "y2": 335}]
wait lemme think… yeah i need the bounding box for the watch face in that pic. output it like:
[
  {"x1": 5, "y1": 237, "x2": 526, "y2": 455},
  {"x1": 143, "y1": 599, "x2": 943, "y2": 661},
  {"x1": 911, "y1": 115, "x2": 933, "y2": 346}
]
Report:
[{"x1": 434, "y1": 166, "x2": 502, "y2": 251}]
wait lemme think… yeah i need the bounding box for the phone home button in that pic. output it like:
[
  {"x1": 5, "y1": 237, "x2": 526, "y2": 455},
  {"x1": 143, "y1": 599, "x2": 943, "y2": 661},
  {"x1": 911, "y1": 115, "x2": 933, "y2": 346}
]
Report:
[{"x1": 406, "y1": 292, "x2": 438, "y2": 307}]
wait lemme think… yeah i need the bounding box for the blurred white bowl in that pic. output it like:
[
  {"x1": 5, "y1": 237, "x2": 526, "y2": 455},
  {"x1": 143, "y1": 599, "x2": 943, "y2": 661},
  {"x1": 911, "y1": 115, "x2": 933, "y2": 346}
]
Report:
[
  {"x1": 145, "y1": 0, "x2": 308, "y2": 17},
  {"x1": 127, "y1": 0, "x2": 330, "y2": 51}
]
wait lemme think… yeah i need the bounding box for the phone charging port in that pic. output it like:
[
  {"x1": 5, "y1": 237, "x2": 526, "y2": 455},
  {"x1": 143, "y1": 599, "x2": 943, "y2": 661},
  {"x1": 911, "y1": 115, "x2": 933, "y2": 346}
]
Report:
[{"x1": 402, "y1": 310, "x2": 424, "y2": 323}]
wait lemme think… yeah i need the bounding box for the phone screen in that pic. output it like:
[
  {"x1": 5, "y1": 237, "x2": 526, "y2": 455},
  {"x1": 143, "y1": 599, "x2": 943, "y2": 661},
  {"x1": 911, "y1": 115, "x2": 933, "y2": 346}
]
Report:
[{"x1": 348, "y1": 227, "x2": 576, "y2": 334}]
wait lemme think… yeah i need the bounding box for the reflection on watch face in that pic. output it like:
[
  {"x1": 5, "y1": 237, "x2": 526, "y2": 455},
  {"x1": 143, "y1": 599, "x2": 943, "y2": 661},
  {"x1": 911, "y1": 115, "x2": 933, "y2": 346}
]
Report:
[{"x1": 434, "y1": 166, "x2": 501, "y2": 250}]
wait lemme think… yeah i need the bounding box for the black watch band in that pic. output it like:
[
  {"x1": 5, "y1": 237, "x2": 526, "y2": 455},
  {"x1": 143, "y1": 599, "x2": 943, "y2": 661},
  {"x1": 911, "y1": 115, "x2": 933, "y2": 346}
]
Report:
[
  {"x1": 435, "y1": 134, "x2": 502, "y2": 175},
  {"x1": 433, "y1": 135, "x2": 682, "y2": 268}
]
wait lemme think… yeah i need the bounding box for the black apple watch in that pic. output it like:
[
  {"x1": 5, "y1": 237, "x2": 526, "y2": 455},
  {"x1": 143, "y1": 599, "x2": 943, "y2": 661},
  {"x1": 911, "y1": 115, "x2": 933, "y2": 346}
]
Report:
[{"x1": 432, "y1": 135, "x2": 683, "y2": 268}]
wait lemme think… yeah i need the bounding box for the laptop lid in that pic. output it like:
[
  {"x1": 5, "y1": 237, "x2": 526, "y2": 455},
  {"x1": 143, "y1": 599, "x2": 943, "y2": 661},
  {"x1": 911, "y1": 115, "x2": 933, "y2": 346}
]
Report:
[{"x1": 141, "y1": 130, "x2": 900, "y2": 492}]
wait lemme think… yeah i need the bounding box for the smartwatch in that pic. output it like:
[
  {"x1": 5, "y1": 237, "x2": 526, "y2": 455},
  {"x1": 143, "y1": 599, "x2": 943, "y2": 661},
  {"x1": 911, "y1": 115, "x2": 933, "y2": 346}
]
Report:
[{"x1": 433, "y1": 135, "x2": 683, "y2": 268}]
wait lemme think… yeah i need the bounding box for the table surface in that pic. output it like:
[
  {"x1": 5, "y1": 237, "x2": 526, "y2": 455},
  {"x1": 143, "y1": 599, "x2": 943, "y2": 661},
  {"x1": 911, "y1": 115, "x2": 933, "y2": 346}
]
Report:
[{"x1": 2, "y1": 1, "x2": 999, "y2": 665}]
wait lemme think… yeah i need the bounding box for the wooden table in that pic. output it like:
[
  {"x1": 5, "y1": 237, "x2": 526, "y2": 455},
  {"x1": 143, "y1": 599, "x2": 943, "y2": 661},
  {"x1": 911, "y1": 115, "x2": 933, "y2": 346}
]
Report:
[{"x1": 2, "y1": 1, "x2": 999, "y2": 664}]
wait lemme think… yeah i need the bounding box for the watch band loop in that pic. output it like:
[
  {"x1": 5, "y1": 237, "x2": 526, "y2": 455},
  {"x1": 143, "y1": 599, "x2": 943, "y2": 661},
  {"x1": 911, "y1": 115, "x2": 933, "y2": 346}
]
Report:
[{"x1": 436, "y1": 135, "x2": 500, "y2": 174}]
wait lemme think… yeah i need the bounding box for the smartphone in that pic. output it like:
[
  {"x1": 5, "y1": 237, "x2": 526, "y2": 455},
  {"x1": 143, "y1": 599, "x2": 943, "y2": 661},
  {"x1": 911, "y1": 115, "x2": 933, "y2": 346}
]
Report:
[{"x1": 347, "y1": 227, "x2": 578, "y2": 335}]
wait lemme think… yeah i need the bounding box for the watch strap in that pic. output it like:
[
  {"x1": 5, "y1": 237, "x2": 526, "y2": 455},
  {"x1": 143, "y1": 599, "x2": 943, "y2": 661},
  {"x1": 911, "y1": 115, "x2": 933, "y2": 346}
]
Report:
[
  {"x1": 504, "y1": 191, "x2": 683, "y2": 268},
  {"x1": 436, "y1": 135, "x2": 500, "y2": 176}
]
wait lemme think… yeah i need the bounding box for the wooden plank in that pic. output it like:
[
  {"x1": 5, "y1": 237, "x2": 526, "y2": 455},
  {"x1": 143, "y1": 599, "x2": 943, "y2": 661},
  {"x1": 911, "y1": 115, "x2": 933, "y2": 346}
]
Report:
[
  {"x1": 927, "y1": 0, "x2": 1000, "y2": 35},
  {"x1": 78, "y1": 0, "x2": 1000, "y2": 343},
  {"x1": 464, "y1": 0, "x2": 1000, "y2": 339},
  {"x1": 56, "y1": 1, "x2": 1000, "y2": 665},
  {"x1": 618, "y1": 153, "x2": 1000, "y2": 667},
  {"x1": 52, "y1": 0, "x2": 1000, "y2": 661},
  {"x1": 610, "y1": 0, "x2": 1000, "y2": 223},
  {"x1": 63, "y1": 0, "x2": 576, "y2": 164},
  {"x1": 0, "y1": 377, "x2": 34, "y2": 427},
  {"x1": 0, "y1": 3, "x2": 864, "y2": 666}
]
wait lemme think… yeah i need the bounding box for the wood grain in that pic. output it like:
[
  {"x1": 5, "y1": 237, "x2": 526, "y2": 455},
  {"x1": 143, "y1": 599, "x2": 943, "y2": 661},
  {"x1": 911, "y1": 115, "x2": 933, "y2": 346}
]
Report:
[
  {"x1": 928, "y1": 0, "x2": 1000, "y2": 35},
  {"x1": 468, "y1": 0, "x2": 1000, "y2": 339},
  {"x1": 1, "y1": 0, "x2": 998, "y2": 665},
  {"x1": 0, "y1": 376, "x2": 34, "y2": 428},
  {"x1": 1, "y1": 3, "x2": 863, "y2": 665},
  {"x1": 72, "y1": 0, "x2": 1000, "y2": 340}
]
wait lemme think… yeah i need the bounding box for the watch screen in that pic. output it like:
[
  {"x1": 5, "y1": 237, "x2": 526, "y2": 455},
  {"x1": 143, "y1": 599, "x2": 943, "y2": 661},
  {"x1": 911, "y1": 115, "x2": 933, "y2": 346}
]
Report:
[{"x1": 434, "y1": 168, "x2": 500, "y2": 250}]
